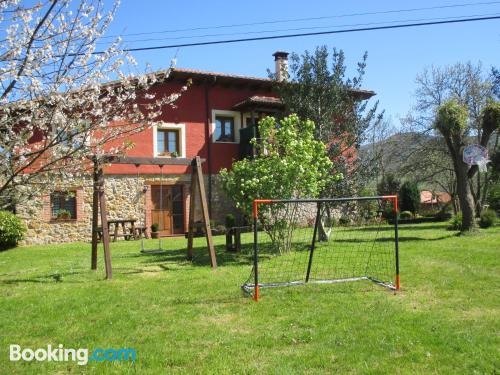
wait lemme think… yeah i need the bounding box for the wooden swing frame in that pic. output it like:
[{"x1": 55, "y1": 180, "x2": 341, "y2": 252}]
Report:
[{"x1": 91, "y1": 155, "x2": 217, "y2": 280}]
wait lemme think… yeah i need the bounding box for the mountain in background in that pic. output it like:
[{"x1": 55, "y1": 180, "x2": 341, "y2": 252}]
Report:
[{"x1": 359, "y1": 132, "x2": 434, "y2": 177}]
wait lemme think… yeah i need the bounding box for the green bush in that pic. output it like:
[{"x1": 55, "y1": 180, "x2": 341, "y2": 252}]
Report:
[
  {"x1": 0, "y1": 211, "x2": 26, "y2": 250},
  {"x1": 377, "y1": 173, "x2": 401, "y2": 196},
  {"x1": 435, "y1": 203, "x2": 453, "y2": 221},
  {"x1": 487, "y1": 183, "x2": 500, "y2": 212},
  {"x1": 400, "y1": 211, "x2": 413, "y2": 220},
  {"x1": 150, "y1": 223, "x2": 159, "y2": 232},
  {"x1": 479, "y1": 209, "x2": 497, "y2": 228},
  {"x1": 382, "y1": 206, "x2": 399, "y2": 221},
  {"x1": 338, "y1": 216, "x2": 351, "y2": 226},
  {"x1": 448, "y1": 213, "x2": 462, "y2": 231},
  {"x1": 400, "y1": 181, "x2": 420, "y2": 214}
]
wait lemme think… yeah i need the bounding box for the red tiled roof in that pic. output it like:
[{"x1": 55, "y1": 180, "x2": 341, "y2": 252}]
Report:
[
  {"x1": 171, "y1": 68, "x2": 271, "y2": 83},
  {"x1": 170, "y1": 68, "x2": 376, "y2": 99},
  {"x1": 232, "y1": 95, "x2": 284, "y2": 111},
  {"x1": 420, "y1": 190, "x2": 452, "y2": 204}
]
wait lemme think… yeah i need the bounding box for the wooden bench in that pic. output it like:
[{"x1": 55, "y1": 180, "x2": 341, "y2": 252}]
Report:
[{"x1": 96, "y1": 219, "x2": 145, "y2": 242}]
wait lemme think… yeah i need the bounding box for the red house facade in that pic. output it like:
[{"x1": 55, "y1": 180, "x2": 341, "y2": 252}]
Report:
[{"x1": 18, "y1": 52, "x2": 375, "y2": 244}]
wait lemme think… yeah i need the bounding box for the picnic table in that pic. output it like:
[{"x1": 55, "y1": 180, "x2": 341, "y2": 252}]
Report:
[{"x1": 97, "y1": 219, "x2": 148, "y2": 242}]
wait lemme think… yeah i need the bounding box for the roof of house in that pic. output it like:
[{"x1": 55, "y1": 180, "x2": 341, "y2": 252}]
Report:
[
  {"x1": 420, "y1": 190, "x2": 452, "y2": 204},
  {"x1": 169, "y1": 68, "x2": 376, "y2": 100},
  {"x1": 232, "y1": 95, "x2": 285, "y2": 112}
]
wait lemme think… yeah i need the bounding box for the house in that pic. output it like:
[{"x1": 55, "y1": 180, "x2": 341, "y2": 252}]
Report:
[
  {"x1": 420, "y1": 190, "x2": 452, "y2": 208},
  {"x1": 16, "y1": 52, "x2": 375, "y2": 245}
]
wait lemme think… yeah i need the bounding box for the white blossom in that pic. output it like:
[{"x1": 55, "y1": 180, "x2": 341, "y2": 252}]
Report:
[{"x1": 0, "y1": 0, "x2": 188, "y2": 208}]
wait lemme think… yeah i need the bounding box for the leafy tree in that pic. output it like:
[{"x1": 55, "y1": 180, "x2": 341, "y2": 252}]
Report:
[
  {"x1": 0, "y1": 1, "x2": 186, "y2": 208},
  {"x1": 402, "y1": 62, "x2": 496, "y2": 220},
  {"x1": 399, "y1": 181, "x2": 420, "y2": 214},
  {"x1": 434, "y1": 100, "x2": 500, "y2": 231},
  {"x1": 271, "y1": 46, "x2": 383, "y2": 196},
  {"x1": 220, "y1": 115, "x2": 334, "y2": 252},
  {"x1": 377, "y1": 173, "x2": 401, "y2": 196},
  {"x1": 492, "y1": 67, "x2": 500, "y2": 98}
]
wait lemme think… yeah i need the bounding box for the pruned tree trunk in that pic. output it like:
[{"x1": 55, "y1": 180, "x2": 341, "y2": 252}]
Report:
[{"x1": 455, "y1": 158, "x2": 476, "y2": 231}]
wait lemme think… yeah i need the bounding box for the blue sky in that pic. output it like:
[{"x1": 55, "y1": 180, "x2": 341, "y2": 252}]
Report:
[{"x1": 103, "y1": 0, "x2": 500, "y2": 125}]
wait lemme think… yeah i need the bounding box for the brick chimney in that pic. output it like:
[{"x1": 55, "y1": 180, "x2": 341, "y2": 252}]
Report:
[{"x1": 273, "y1": 51, "x2": 289, "y2": 82}]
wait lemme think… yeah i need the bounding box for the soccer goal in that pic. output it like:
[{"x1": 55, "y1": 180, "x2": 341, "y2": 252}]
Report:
[{"x1": 242, "y1": 196, "x2": 400, "y2": 301}]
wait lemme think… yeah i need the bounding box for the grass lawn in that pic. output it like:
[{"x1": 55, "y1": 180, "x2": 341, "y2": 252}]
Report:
[{"x1": 0, "y1": 222, "x2": 499, "y2": 374}]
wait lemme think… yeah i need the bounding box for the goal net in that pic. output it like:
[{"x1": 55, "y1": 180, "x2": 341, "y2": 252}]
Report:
[{"x1": 242, "y1": 196, "x2": 400, "y2": 301}]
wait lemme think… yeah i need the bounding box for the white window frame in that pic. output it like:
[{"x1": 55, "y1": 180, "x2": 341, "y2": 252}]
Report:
[
  {"x1": 153, "y1": 122, "x2": 186, "y2": 158},
  {"x1": 211, "y1": 110, "x2": 241, "y2": 144},
  {"x1": 242, "y1": 112, "x2": 257, "y2": 128}
]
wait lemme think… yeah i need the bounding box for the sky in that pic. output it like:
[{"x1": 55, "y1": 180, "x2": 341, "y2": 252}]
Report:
[{"x1": 102, "y1": 0, "x2": 500, "y2": 126}]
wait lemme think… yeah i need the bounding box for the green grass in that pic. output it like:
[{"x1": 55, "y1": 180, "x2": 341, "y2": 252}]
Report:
[{"x1": 0, "y1": 223, "x2": 499, "y2": 374}]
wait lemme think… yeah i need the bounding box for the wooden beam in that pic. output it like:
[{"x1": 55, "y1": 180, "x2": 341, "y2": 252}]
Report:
[
  {"x1": 101, "y1": 155, "x2": 205, "y2": 166},
  {"x1": 186, "y1": 166, "x2": 197, "y2": 261},
  {"x1": 97, "y1": 166, "x2": 112, "y2": 279},
  {"x1": 194, "y1": 156, "x2": 217, "y2": 269},
  {"x1": 91, "y1": 159, "x2": 99, "y2": 270}
]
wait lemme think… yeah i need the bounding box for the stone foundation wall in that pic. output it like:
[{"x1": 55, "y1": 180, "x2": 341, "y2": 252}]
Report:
[
  {"x1": 17, "y1": 179, "x2": 93, "y2": 245},
  {"x1": 208, "y1": 174, "x2": 241, "y2": 226},
  {"x1": 18, "y1": 173, "x2": 238, "y2": 245}
]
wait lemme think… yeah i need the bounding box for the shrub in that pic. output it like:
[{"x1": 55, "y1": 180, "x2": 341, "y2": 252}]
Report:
[
  {"x1": 225, "y1": 214, "x2": 235, "y2": 229},
  {"x1": 377, "y1": 173, "x2": 401, "y2": 196},
  {"x1": 382, "y1": 206, "x2": 399, "y2": 221},
  {"x1": 151, "y1": 223, "x2": 159, "y2": 232},
  {"x1": 400, "y1": 181, "x2": 420, "y2": 214},
  {"x1": 487, "y1": 182, "x2": 500, "y2": 212},
  {"x1": 0, "y1": 211, "x2": 26, "y2": 250},
  {"x1": 338, "y1": 216, "x2": 351, "y2": 226},
  {"x1": 435, "y1": 202, "x2": 453, "y2": 221},
  {"x1": 400, "y1": 211, "x2": 413, "y2": 220},
  {"x1": 479, "y1": 209, "x2": 497, "y2": 228},
  {"x1": 448, "y1": 213, "x2": 462, "y2": 230}
]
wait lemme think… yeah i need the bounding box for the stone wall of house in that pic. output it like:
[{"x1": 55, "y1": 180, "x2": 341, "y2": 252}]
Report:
[
  {"x1": 17, "y1": 178, "x2": 94, "y2": 245},
  {"x1": 208, "y1": 175, "x2": 240, "y2": 226},
  {"x1": 18, "y1": 173, "x2": 239, "y2": 245}
]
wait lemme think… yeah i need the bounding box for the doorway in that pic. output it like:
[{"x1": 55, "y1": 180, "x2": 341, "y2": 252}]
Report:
[{"x1": 150, "y1": 185, "x2": 184, "y2": 235}]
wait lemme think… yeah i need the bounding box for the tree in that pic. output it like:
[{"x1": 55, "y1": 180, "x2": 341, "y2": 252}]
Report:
[
  {"x1": 271, "y1": 46, "x2": 383, "y2": 196},
  {"x1": 377, "y1": 173, "x2": 401, "y2": 197},
  {"x1": 399, "y1": 181, "x2": 420, "y2": 214},
  {"x1": 0, "y1": 1, "x2": 186, "y2": 208},
  {"x1": 434, "y1": 100, "x2": 500, "y2": 231},
  {"x1": 492, "y1": 67, "x2": 500, "y2": 98},
  {"x1": 402, "y1": 62, "x2": 497, "y2": 221},
  {"x1": 220, "y1": 115, "x2": 334, "y2": 252}
]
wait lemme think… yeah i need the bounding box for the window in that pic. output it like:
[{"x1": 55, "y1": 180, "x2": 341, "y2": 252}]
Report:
[
  {"x1": 51, "y1": 191, "x2": 77, "y2": 220},
  {"x1": 157, "y1": 129, "x2": 180, "y2": 156},
  {"x1": 215, "y1": 116, "x2": 235, "y2": 142}
]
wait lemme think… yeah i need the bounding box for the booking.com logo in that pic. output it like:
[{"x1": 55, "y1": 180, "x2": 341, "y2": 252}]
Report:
[{"x1": 9, "y1": 344, "x2": 136, "y2": 366}]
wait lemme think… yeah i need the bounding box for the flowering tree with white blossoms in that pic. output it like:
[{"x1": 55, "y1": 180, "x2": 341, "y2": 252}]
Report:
[
  {"x1": 0, "y1": 0, "x2": 187, "y2": 209},
  {"x1": 220, "y1": 115, "x2": 335, "y2": 253}
]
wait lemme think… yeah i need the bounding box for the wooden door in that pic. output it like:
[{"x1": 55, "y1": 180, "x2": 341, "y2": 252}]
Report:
[
  {"x1": 150, "y1": 185, "x2": 184, "y2": 236},
  {"x1": 151, "y1": 185, "x2": 173, "y2": 235}
]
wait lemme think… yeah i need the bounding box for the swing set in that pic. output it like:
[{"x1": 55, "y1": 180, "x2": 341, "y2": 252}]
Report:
[{"x1": 90, "y1": 155, "x2": 217, "y2": 279}]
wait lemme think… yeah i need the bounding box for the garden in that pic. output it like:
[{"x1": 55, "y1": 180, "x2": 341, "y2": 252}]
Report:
[{"x1": 0, "y1": 222, "x2": 498, "y2": 374}]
